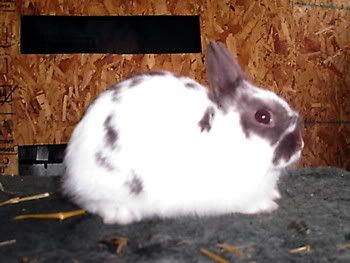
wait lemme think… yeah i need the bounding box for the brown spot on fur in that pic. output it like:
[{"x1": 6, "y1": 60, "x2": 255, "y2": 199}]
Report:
[
  {"x1": 144, "y1": 71, "x2": 167, "y2": 76},
  {"x1": 109, "y1": 83, "x2": 122, "y2": 102},
  {"x1": 129, "y1": 76, "x2": 144, "y2": 87},
  {"x1": 95, "y1": 152, "x2": 114, "y2": 171},
  {"x1": 273, "y1": 118, "x2": 303, "y2": 165},
  {"x1": 185, "y1": 81, "x2": 199, "y2": 89},
  {"x1": 198, "y1": 107, "x2": 215, "y2": 132},
  {"x1": 125, "y1": 172, "x2": 143, "y2": 195},
  {"x1": 104, "y1": 115, "x2": 118, "y2": 149},
  {"x1": 109, "y1": 82, "x2": 122, "y2": 91}
]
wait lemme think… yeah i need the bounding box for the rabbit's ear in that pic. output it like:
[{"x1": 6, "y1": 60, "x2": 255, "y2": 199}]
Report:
[{"x1": 206, "y1": 41, "x2": 245, "y2": 100}]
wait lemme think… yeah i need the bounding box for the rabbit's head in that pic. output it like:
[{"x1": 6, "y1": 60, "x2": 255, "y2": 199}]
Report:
[{"x1": 206, "y1": 41, "x2": 304, "y2": 170}]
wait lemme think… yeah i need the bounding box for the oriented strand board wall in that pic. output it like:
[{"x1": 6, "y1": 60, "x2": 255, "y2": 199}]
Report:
[
  {"x1": 292, "y1": 0, "x2": 350, "y2": 169},
  {"x1": 0, "y1": 0, "x2": 348, "y2": 175},
  {"x1": 0, "y1": 1, "x2": 18, "y2": 175}
]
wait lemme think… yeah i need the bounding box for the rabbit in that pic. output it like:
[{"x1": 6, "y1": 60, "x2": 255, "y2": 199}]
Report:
[{"x1": 62, "y1": 41, "x2": 304, "y2": 225}]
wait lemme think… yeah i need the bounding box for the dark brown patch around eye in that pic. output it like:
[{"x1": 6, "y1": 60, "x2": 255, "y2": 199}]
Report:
[
  {"x1": 95, "y1": 151, "x2": 114, "y2": 171},
  {"x1": 238, "y1": 94, "x2": 291, "y2": 145},
  {"x1": 125, "y1": 172, "x2": 143, "y2": 195},
  {"x1": 255, "y1": 109, "x2": 271, "y2": 124},
  {"x1": 104, "y1": 115, "x2": 118, "y2": 150}
]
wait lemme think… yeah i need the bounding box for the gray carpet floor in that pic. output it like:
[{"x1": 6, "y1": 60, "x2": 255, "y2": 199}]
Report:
[{"x1": 0, "y1": 168, "x2": 349, "y2": 263}]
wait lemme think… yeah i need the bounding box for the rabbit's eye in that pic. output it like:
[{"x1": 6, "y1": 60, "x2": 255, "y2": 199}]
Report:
[{"x1": 255, "y1": 109, "x2": 271, "y2": 124}]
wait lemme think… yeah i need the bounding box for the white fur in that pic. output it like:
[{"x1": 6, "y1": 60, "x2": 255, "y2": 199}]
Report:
[{"x1": 63, "y1": 73, "x2": 296, "y2": 224}]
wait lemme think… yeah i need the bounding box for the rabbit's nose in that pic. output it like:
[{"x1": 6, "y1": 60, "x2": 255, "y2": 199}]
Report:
[
  {"x1": 291, "y1": 114, "x2": 302, "y2": 126},
  {"x1": 296, "y1": 136, "x2": 304, "y2": 150},
  {"x1": 294, "y1": 115, "x2": 304, "y2": 150},
  {"x1": 291, "y1": 114, "x2": 304, "y2": 150}
]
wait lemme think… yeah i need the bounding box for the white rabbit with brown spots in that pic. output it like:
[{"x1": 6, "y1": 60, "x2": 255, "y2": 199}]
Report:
[{"x1": 62, "y1": 41, "x2": 304, "y2": 225}]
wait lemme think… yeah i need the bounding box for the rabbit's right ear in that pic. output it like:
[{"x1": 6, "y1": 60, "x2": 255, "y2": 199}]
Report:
[{"x1": 206, "y1": 41, "x2": 246, "y2": 101}]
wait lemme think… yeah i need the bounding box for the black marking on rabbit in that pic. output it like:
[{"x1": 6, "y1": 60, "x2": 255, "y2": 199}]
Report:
[
  {"x1": 206, "y1": 42, "x2": 246, "y2": 110},
  {"x1": 95, "y1": 151, "x2": 114, "y2": 171},
  {"x1": 125, "y1": 172, "x2": 143, "y2": 195},
  {"x1": 184, "y1": 81, "x2": 200, "y2": 89},
  {"x1": 129, "y1": 76, "x2": 145, "y2": 87},
  {"x1": 104, "y1": 115, "x2": 118, "y2": 149},
  {"x1": 237, "y1": 94, "x2": 302, "y2": 164},
  {"x1": 110, "y1": 83, "x2": 123, "y2": 102},
  {"x1": 238, "y1": 95, "x2": 291, "y2": 143},
  {"x1": 273, "y1": 118, "x2": 303, "y2": 164},
  {"x1": 198, "y1": 107, "x2": 215, "y2": 132},
  {"x1": 144, "y1": 71, "x2": 168, "y2": 77}
]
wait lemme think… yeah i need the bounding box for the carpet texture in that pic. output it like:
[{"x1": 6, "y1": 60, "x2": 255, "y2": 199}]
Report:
[{"x1": 0, "y1": 168, "x2": 349, "y2": 263}]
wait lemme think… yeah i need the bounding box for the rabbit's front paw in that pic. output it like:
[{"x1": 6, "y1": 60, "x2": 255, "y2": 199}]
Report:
[
  {"x1": 257, "y1": 199, "x2": 279, "y2": 213},
  {"x1": 99, "y1": 205, "x2": 141, "y2": 225},
  {"x1": 272, "y1": 189, "x2": 281, "y2": 199},
  {"x1": 245, "y1": 199, "x2": 279, "y2": 214}
]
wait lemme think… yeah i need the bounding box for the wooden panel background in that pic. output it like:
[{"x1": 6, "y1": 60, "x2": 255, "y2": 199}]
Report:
[
  {"x1": 292, "y1": 0, "x2": 350, "y2": 170},
  {"x1": 0, "y1": 0, "x2": 348, "y2": 175}
]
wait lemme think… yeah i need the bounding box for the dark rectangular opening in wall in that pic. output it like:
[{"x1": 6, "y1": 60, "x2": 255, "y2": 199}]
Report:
[
  {"x1": 21, "y1": 15, "x2": 201, "y2": 54},
  {"x1": 18, "y1": 144, "x2": 67, "y2": 176}
]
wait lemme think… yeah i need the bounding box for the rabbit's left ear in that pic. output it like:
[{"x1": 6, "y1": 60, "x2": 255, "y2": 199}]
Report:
[{"x1": 206, "y1": 41, "x2": 245, "y2": 101}]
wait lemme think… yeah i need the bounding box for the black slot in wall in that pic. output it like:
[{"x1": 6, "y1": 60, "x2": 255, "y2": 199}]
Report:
[
  {"x1": 21, "y1": 15, "x2": 202, "y2": 54},
  {"x1": 18, "y1": 145, "x2": 67, "y2": 176}
]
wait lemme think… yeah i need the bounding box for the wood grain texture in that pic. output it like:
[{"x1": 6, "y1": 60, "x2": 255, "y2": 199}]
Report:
[{"x1": 0, "y1": 0, "x2": 348, "y2": 174}]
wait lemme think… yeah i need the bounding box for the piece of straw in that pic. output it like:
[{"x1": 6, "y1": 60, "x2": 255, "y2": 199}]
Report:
[
  {"x1": 200, "y1": 248, "x2": 230, "y2": 263},
  {"x1": 289, "y1": 244, "x2": 312, "y2": 254},
  {"x1": 0, "y1": 239, "x2": 16, "y2": 247},
  {"x1": 15, "y1": 209, "x2": 86, "y2": 220},
  {"x1": 0, "y1": 193, "x2": 50, "y2": 207},
  {"x1": 336, "y1": 243, "x2": 350, "y2": 250},
  {"x1": 217, "y1": 242, "x2": 242, "y2": 257}
]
